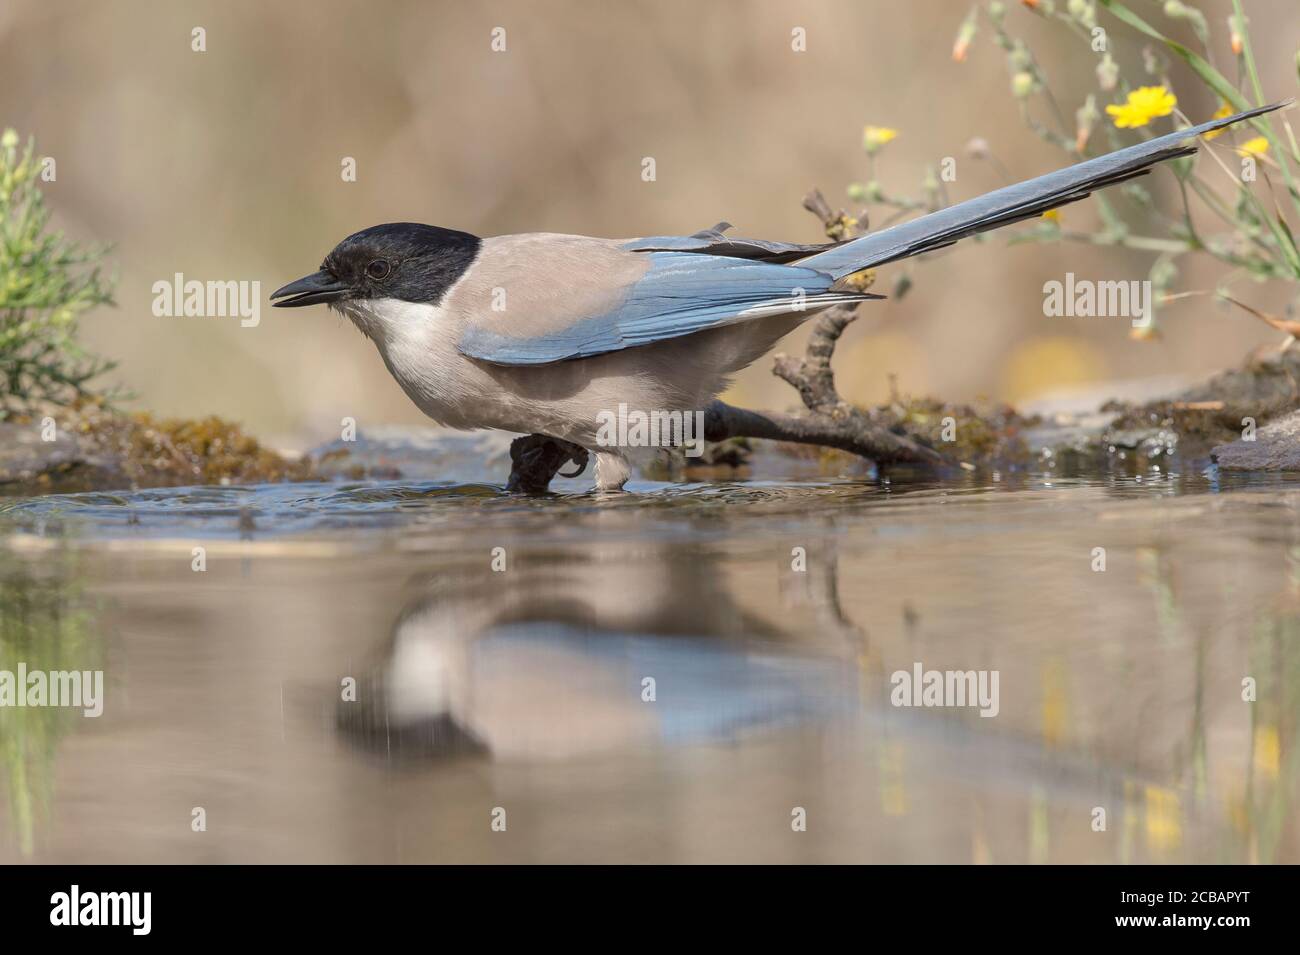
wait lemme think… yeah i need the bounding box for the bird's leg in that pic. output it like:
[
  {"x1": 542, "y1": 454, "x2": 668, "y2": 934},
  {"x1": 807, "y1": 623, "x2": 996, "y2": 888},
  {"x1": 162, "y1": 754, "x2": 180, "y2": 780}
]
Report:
[
  {"x1": 593, "y1": 450, "x2": 631, "y2": 491},
  {"x1": 506, "y1": 434, "x2": 588, "y2": 494}
]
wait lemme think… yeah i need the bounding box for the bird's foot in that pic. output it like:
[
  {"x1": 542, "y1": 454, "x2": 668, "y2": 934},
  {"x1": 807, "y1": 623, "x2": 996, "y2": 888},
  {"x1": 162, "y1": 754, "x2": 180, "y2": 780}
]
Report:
[{"x1": 506, "y1": 434, "x2": 589, "y2": 494}]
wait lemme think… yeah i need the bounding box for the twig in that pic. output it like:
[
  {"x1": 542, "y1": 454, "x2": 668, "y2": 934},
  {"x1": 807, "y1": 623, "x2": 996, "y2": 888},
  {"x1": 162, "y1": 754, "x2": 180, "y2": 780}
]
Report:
[{"x1": 703, "y1": 396, "x2": 942, "y2": 465}]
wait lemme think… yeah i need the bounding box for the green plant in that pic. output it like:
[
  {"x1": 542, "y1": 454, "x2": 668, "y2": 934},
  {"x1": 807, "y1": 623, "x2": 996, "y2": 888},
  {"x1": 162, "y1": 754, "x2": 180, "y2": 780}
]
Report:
[
  {"x1": 852, "y1": 1, "x2": 1300, "y2": 338},
  {"x1": 0, "y1": 548, "x2": 101, "y2": 857},
  {"x1": 0, "y1": 129, "x2": 117, "y2": 417}
]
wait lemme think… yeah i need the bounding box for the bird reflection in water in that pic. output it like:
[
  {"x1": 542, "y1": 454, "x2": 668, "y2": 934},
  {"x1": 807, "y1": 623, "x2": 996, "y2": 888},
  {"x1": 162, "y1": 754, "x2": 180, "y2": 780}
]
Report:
[{"x1": 336, "y1": 547, "x2": 861, "y2": 762}]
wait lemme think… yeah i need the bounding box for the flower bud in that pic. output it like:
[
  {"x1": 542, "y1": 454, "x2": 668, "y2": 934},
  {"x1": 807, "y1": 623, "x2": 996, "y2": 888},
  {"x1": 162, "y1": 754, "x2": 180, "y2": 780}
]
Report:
[
  {"x1": 1096, "y1": 54, "x2": 1119, "y2": 90},
  {"x1": 1075, "y1": 95, "x2": 1098, "y2": 152},
  {"x1": 1068, "y1": 0, "x2": 1096, "y2": 29},
  {"x1": 1228, "y1": 16, "x2": 1244, "y2": 56},
  {"x1": 862, "y1": 127, "x2": 898, "y2": 154},
  {"x1": 952, "y1": 14, "x2": 977, "y2": 63}
]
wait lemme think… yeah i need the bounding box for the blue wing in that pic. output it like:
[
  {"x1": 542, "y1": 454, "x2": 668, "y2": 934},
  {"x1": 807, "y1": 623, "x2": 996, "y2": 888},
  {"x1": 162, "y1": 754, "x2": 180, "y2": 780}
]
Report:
[
  {"x1": 456, "y1": 251, "x2": 877, "y2": 366},
  {"x1": 623, "y1": 223, "x2": 841, "y2": 263}
]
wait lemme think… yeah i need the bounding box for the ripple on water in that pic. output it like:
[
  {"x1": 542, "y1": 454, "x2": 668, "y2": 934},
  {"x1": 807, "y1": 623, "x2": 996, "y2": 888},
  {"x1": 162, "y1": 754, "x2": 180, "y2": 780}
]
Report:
[{"x1": 2, "y1": 468, "x2": 1300, "y2": 543}]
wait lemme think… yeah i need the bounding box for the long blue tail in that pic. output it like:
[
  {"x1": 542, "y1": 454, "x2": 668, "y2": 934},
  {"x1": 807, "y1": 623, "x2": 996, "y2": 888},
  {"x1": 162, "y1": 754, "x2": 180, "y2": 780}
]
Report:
[{"x1": 796, "y1": 102, "x2": 1288, "y2": 280}]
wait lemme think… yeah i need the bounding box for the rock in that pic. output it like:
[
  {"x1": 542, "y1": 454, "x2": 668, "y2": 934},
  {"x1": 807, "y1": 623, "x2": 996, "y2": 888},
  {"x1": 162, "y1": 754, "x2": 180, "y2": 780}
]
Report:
[
  {"x1": 305, "y1": 426, "x2": 516, "y2": 483},
  {"x1": 0, "y1": 421, "x2": 111, "y2": 488},
  {"x1": 1211, "y1": 410, "x2": 1300, "y2": 471},
  {"x1": 1178, "y1": 344, "x2": 1300, "y2": 411}
]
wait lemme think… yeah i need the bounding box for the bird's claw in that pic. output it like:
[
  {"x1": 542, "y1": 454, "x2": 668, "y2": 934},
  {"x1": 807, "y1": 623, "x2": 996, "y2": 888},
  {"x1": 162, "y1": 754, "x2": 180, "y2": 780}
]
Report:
[
  {"x1": 558, "y1": 447, "x2": 588, "y2": 478},
  {"x1": 506, "y1": 434, "x2": 588, "y2": 493}
]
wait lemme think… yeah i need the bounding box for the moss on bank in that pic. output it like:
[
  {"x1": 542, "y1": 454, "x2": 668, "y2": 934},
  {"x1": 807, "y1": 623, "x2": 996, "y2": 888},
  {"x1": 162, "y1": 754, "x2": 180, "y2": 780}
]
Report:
[{"x1": 1, "y1": 403, "x2": 312, "y2": 494}]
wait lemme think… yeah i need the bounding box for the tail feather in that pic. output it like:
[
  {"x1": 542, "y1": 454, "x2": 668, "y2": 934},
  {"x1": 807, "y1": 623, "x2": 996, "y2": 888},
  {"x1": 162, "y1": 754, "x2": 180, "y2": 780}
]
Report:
[{"x1": 797, "y1": 101, "x2": 1289, "y2": 279}]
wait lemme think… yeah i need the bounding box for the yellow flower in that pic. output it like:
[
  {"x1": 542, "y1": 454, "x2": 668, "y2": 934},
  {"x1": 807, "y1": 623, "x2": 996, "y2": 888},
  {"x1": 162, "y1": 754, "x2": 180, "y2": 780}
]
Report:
[
  {"x1": 1254, "y1": 724, "x2": 1280, "y2": 780},
  {"x1": 862, "y1": 126, "x2": 898, "y2": 153},
  {"x1": 1041, "y1": 208, "x2": 1060, "y2": 223},
  {"x1": 1202, "y1": 101, "x2": 1234, "y2": 139},
  {"x1": 1144, "y1": 785, "x2": 1182, "y2": 853},
  {"x1": 1105, "y1": 86, "x2": 1177, "y2": 129},
  {"x1": 1238, "y1": 136, "x2": 1269, "y2": 156}
]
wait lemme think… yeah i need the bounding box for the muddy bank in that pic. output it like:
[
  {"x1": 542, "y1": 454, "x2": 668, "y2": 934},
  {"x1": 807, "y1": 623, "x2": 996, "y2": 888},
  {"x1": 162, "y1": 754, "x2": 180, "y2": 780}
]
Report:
[
  {"x1": 668, "y1": 345, "x2": 1300, "y2": 479},
  {"x1": 4, "y1": 345, "x2": 1300, "y2": 493},
  {"x1": 0, "y1": 406, "x2": 522, "y2": 495},
  {"x1": 1094, "y1": 346, "x2": 1300, "y2": 468},
  {"x1": 0, "y1": 405, "x2": 310, "y2": 494},
  {"x1": 1212, "y1": 409, "x2": 1300, "y2": 471}
]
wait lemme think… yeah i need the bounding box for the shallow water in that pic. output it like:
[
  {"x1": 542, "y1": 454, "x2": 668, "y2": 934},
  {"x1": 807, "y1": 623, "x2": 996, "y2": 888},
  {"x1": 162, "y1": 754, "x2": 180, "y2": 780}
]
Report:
[{"x1": 1, "y1": 458, "x2": 1299, "y2": 863}]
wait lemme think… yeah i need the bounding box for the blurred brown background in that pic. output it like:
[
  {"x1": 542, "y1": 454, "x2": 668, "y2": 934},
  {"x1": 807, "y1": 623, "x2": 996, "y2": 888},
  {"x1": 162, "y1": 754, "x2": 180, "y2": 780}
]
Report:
[{"x1": 2, "y1": 0, "x2": 1296, "y2": 448}]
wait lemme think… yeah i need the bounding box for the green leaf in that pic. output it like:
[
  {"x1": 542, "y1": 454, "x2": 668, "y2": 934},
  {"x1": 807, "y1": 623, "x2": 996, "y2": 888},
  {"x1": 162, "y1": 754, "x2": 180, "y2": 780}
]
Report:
[
  {"x1": 1274, "y1": 211, "x2": 1300, "y2": 277},
  {"x1": 1098, "y1": 1, "x2": 1246, "y2": 109}
]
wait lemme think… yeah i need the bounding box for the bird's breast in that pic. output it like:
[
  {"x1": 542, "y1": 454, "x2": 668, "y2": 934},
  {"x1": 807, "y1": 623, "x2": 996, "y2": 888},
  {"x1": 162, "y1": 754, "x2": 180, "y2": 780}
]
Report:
[{"x1": 341, "y1": 298, "x2": 487, "y2": 429}]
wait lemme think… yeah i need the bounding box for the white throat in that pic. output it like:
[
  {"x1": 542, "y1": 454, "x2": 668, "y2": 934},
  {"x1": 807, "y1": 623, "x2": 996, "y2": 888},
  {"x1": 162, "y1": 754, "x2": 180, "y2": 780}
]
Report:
[
  {"x1": 335, "y1": 296, "x2": 490, "y2": 430},
  {"x1": 337, "y1": 297, "x2": 442, "y2": 345}
]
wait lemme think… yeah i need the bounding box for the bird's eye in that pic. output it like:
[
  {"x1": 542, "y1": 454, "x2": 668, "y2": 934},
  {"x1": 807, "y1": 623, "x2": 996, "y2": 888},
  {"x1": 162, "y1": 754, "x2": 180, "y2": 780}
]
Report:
[{"x1": 366, "y1": 259, "x2": 390, "y2": 280}]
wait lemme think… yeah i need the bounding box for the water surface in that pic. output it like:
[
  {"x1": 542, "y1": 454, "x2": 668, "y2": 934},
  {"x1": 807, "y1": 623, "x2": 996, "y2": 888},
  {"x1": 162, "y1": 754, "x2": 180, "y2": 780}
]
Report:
[{"x1": 2, "y1": 461, "x2": 1298, "y2": 863}]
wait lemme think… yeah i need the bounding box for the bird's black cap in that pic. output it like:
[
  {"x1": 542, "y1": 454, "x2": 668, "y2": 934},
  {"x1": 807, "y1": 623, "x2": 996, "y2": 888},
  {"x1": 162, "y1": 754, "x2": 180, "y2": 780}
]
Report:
[{"x1": 272, "y1": 222, "x2": 481, "y2": 308}]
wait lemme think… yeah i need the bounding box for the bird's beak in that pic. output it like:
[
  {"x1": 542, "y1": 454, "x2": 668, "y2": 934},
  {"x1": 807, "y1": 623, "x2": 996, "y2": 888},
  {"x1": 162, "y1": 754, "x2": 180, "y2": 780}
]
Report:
[{"x1": 270, "y1": 270, "x2": 349, "y2": 307}]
